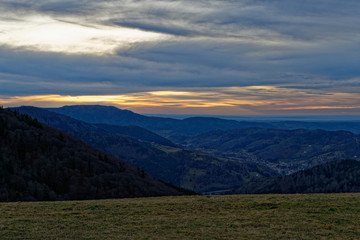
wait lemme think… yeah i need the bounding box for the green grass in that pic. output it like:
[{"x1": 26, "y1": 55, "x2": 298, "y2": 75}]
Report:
[{"x1": 1, "y1": 194, "x2": 360, "y2": 239}]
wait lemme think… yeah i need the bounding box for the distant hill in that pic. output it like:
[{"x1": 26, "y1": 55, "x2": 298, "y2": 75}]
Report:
[
  {"x1": 93, "y1": 123, "x2": 176, "y2": 147},
  {"x1": 13, "y1": 106, "x2": 276, "y2": 193},
  {"x1": 268, "y1": 121, "x2": 360, "y2": 134},
  {"x1": 0, "y1": 108, "x2": 189, "y2": 201},
  {"x1": 236, "y1": 160, "x2": 360, "y2": 194},
  {"x1": 178, "y1": 128, "x2": 360, "y2": 175},
  {"x1": 13, "y1": 106, "x2": 175, "y2": 147},
  {"x1": 46, "y1": 105, "x2": 271, "y2": 137},
  {"x1": 46, "y1": 105, "x2": 360, "y2": 137}
]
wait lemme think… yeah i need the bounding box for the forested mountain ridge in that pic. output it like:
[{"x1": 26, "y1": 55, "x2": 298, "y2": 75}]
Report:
[
  {"x1": 12, "y1": 106, "x2": 276, "y2": 193},
  {"x1": 177, "y1": 128, "x2": 360, "y2": 175},
  {"x1": 13, "y1": 105, "x2": 360, "y2": 194},
  {"x1": 93, "y1": 123, "x2": 176, "y2": 147},
  {"x1": 13, "y1": 106, "x2": 175, "y2": 147},
  {"x1": 236, "y1": 159, "x2": 360, "y2": 194},
  {"x1": 0, "y1": 108, "x2": 189, "y2": 201},
  {"x1": 46, "y1": 105, "x2": 272, "y2": 137},
  {"x1": 47, "y1": 105, "x2": 360, "y2": 136}
]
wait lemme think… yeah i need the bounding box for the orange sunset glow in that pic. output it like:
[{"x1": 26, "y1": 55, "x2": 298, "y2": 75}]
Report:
[{"x1": 2, "y1": 86, "x2": 360, "y2": 115}]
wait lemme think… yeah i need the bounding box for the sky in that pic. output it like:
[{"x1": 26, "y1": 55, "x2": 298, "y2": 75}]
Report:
[{"x1": 0, "y1": 0, "x2": 360, "y2": 116}]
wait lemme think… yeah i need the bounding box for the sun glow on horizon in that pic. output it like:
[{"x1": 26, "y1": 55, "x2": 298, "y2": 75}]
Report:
[{"x1": 1, "y1": 86, "x2": 360, "y2": 115}]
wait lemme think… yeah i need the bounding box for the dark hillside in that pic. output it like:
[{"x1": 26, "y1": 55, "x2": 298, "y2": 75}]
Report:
[
  {"x1": 236, "y1": 160, "x2": 360, "y2": 194},
  {"x1": 94, "y1": 123, "x2": 176, "y2": 147},
  {"x1": 180, "y1": 128, "x2": 360, "y2": 175},
  {"x1": 0, "y1": 108, "x2": 187, "y2": 202}
]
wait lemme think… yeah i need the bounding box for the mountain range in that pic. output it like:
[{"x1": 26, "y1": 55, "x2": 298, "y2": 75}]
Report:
[
  {"x1": 6, "y1": 105, "x2": 360, "y2": 196},
  {"x1": 47, "y1": 105, "x2": 360, "y2": 136},
  {"x1": 13, "y1": 106, "x2": 275, "y2": 193}
]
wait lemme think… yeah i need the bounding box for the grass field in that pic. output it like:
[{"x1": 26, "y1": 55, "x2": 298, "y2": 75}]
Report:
[{"x1": 1, "y1": 194, "x2": 360, "y2": 239}]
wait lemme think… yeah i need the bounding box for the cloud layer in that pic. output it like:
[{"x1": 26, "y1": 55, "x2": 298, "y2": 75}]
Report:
[{"x1": 0, "y1": 0, "x2": 360, "y2": 115}]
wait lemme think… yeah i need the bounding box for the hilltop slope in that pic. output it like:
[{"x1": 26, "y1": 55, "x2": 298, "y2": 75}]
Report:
[{"x1": 1, "y1": 194, "x2": 360, "y2": 239}]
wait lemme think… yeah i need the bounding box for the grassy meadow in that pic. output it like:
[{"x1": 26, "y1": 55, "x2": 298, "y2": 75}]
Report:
[{"x1": 1, "y1": 194, "x2": 360, "y2": 239}]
